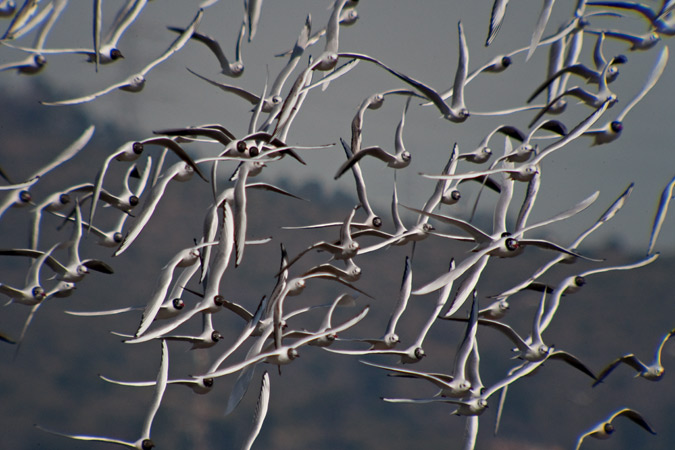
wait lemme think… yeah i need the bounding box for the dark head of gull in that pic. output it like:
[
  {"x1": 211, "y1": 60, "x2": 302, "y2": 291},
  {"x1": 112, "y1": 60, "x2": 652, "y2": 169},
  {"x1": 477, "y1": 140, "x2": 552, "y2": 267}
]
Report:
[
  {"x1": 109, "y1": 49, "x2": 124, "y2": 61},
  {"x1": 211, "y1": 331, "x2": 223, "y2": 342},
  {"x1": 236, "y1": 141, "x2": 247, "y2": 153},
  {"x1": 574, "y1": 276, "x2": 586, "y2": 287},
  {"x1": 18, "y1": 190, "x2": 31, "y2": 204},
  {"x1": 112, "y1": 232, "x2": 124, "y2": 244},
  {"x1": 132, "y1": 142, "x2": 144, "y2": 155},
  {"x1": 610, "y1": 121, "x2": 623, "y2": 134},
  {"x1": 31, "y1": 286, "x2": 46, "y2": 300},
  {"x1": 371, "y1": 216, "x2": 383, "y2": 228},
  {"x1": 171, "y1": 298, "x2": 185, "y2": 310},
  {"x1": 141, "y1": 439, "x2": 155, "y2": 450},
  {"x1": 505, "y1": 238, "x2": 519, "y2": 252},
  {"x1": 603, "y1": 423, "x2": 615, "y2": 435},
  {"x1": 213, "y1": 295, "x2": 226, "y2": 307}
]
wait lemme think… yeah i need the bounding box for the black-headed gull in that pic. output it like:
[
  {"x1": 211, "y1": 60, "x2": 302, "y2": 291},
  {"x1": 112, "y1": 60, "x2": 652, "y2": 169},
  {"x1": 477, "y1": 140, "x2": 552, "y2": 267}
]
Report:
[
  {"x1": 36, "y1": 339, "x2": 169, "y2": 450},
  {"x1": 170, "y1": 20, "x2": 245, "y2": 77},
  {"x1": 41, "y1": 9, "x2": 203, "y2": 105},
  {"x1": 574, "y1": 407, "x2": 656, "y2": 450},
  {"x1": 585, "y1": 46, "x2": 668, "y2": 145},
  {"x1": 593, "y1": 327, "x2": 675, "y2": 385}
]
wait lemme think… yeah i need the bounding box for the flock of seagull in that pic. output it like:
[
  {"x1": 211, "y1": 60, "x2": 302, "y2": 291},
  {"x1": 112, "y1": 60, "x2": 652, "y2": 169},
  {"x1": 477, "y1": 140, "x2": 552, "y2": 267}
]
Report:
[{"x1": 1, "y1": 0, "x2": 675, "y2": 449}]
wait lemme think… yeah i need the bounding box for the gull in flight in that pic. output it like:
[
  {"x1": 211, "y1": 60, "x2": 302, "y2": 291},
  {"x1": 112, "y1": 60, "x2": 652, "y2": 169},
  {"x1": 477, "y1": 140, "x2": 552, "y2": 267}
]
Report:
[
  {"x1": 0, "y1": 125, "x2": 94, "y2": 221},
  {"x1": 574, "y1": 407, "x2": 656, "y2": 450},
  {"x1": 584, "y1": 45, "x2": 669, "y2": 145},
  {"x1": 334, "y1": 97, "x2": 412, "y2": 179},
  {"x1": 170, "y1": 20, "x2": 245, "y2": 77},
  {"x1": 37, "y1": 339, "x2": 169, "y2": 449},
  {"x1": 587, "y1": 1, "x2": 675, "y2": 35},
  {"x1": 647, "y1": 173, "x2": 675, "y2": 255},
  {"x1": 593, "y1": 327, "x2": 675, "y2": 386},
  {"x1": 338, "y1": 21, "x2": 470, "y2": 123},
  {"x1": 41, "y1": 9, "x2": 203, "y2": 105}
]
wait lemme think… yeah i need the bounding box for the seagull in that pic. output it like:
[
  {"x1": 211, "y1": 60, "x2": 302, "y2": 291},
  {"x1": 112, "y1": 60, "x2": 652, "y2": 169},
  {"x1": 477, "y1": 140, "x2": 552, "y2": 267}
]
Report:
[
  {"x1": 0, "y1": 244, "x2": 55, "y2": 306},
  {"x1": 336, "y1": 256, "x2": 412, "y2": 351},
  {"x1": 275, "y1": 7, "x2": 357, "y2": 58},
  {"x1": 584, "y1": 45, "x2": 668, "y2": 145},
  {"x1": 41, "y1": 9, "x2": 203, "y2": 105},
  {"x1": 446, "y1": 292, "x2": 597, "y2": 383},
  {"x1": 586, "y1": 1, "x2": 675, "y2": 35},
  {"x1": 527, "y1": 54, "x2": 624, "y2": 127},
  {"x1": 536, "y1": 253, "x2": 659, "y2": 334},
  {"x1": 647, "y1": 173, "x2": 675, "y2": 255},
  {"x1": 381, "y1": 356, "x2": 551, "y2": 416},
  {"x1": 408, "y1": 190, "x2": 601, "y2": 295},
  {"x1": 204, "y1": 306, "x2": 369, "y2": 379},
  {"x1": 169, "y1": 20, "x2": 245, "y2": 77},
  {"x1": 244, "y1": 0, "x2": 263, "y2": 42},
  {"x1": 12, "y1": 0, "x2": 148, "y2": 64},
  {"x1": 334, "y1": 97, "x2": 412, "y2": 179},
  {"x1": 281, "y1": 205, "x2": 361, "y2": 272},
  {"x1": 88, "y1": 136, "x2": 205, "y2": 231},
  {"x1": 338, "y1": 21, "x2": 470, "y2": 122},
  {"x1": 282, "y1": 293, "x2": 357, "y2": 347},
  {"x1": 586, "y1": 28, "x2": 661, "y2": 50},
  {"x1": 1, "y1": 0, "x2": 40, "y2": 40},
  {"x1": 574, "y1": 407, "x2": 656, "y2": 450},
  {"x1": 312, "y1": 0, "x2": 351, "y2": 71},
  {"x1": 485, "y1": 0, "x2": 556, "y2": 61},
  {"x1": 113, "y1": 160, "x2": 199, "y2": 257},
  {"x1": 99, "y1": 373, "x2": 214, "y2": 396},
  {"x1": 593, "y1": 328, "x2": 675, "y2": 386},
  {"x1": 284, "y1": 138, "x2": 382, "y2": 230},
  {"x1": 36, "y1": 339, "x2": 169, "y2": 450},
  {"x1": 0, "y1": 125, "x2": 94, "y2": 221},
  {"x1": 134, "y1": 241, "x2": 217, "y2": 338},
  {"x1": 458, "y1": 125, "x2": 526, "y2": 164},
  {"x1": 0, "y1": 205, "x2": 115, "y2": 283},
  {"x1": 241, "y1": 371, "x2": 271, "y2": 450}
]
